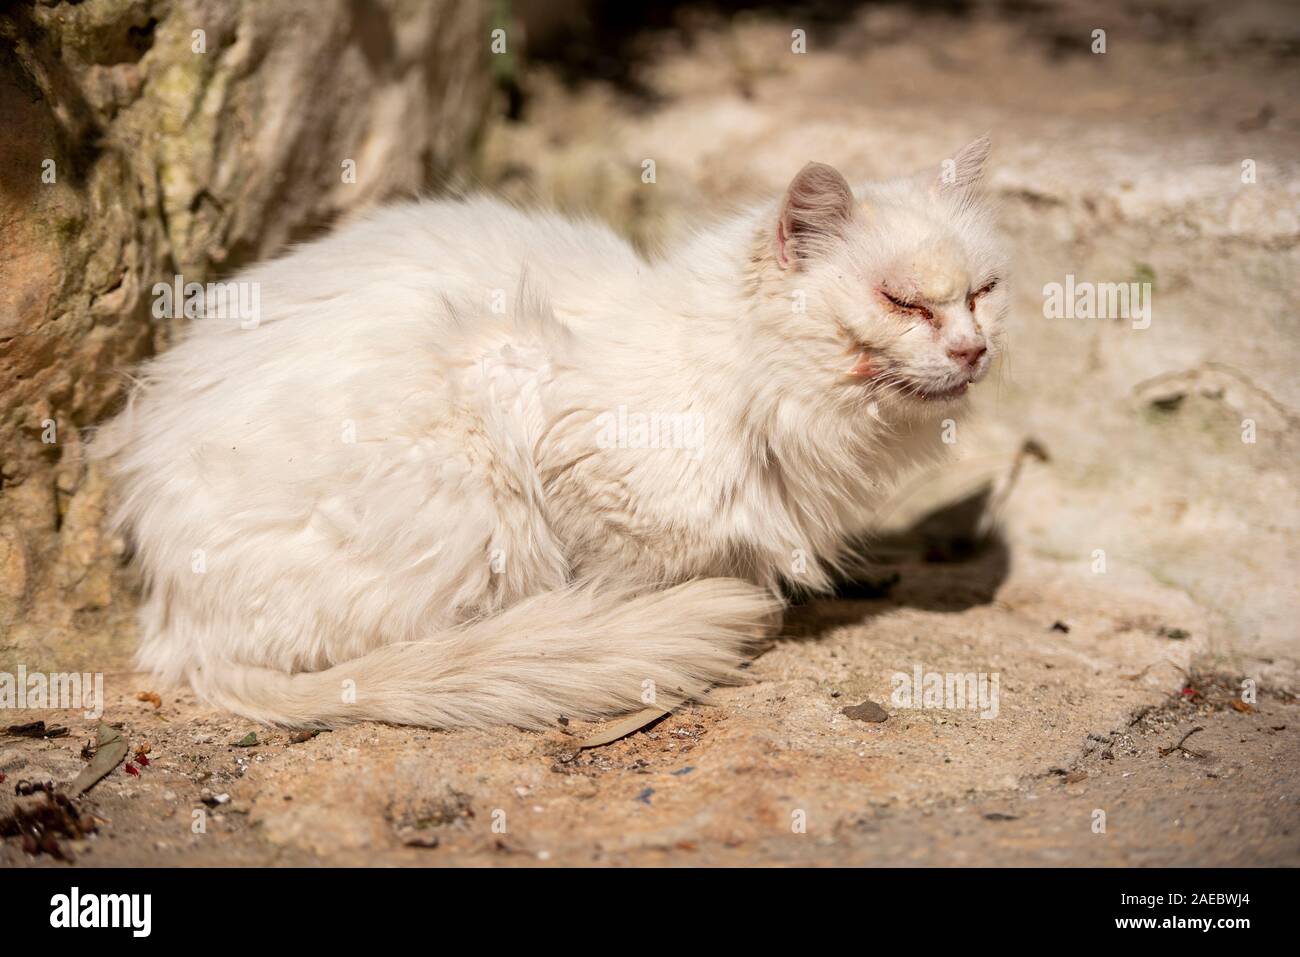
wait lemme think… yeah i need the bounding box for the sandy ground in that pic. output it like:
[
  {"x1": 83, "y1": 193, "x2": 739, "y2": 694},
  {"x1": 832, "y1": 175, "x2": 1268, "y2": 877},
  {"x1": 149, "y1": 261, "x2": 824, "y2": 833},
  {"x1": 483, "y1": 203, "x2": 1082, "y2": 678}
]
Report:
[
  {"x1": 2, "y1": 602, "x2": 1296, "y2": 867},
  {"x1": 3, "y1": 545, "x2": 1295, "y2": 866},
  {"x1": 3, "y1": 1, "x2": 1298, "y2": 866}
]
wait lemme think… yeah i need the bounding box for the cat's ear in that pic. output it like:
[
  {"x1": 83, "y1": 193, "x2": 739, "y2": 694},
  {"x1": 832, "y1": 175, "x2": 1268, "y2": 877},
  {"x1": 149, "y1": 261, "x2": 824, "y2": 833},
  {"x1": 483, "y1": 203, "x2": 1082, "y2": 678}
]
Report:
[
  {"x1": 775, "y1": 161, "x2": 856, "y2": 269},
  {"x1": 936, "y1": 136, "x2": 991, "y2": 193}
]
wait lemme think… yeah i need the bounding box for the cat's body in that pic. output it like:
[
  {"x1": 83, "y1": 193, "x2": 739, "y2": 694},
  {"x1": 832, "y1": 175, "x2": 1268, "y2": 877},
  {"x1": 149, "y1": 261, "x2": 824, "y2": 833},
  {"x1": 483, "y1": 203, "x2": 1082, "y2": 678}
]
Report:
[{"x1": 97, "y1": 140, "x2": 1008, "y2": 728}]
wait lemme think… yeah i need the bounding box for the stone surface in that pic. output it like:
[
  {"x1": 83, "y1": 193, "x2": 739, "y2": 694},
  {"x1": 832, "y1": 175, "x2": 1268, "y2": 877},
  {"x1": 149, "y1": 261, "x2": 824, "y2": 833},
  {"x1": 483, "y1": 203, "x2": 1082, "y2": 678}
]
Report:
[{"x1": 0, "y1": 0, "x2": 492, "y2": 669}]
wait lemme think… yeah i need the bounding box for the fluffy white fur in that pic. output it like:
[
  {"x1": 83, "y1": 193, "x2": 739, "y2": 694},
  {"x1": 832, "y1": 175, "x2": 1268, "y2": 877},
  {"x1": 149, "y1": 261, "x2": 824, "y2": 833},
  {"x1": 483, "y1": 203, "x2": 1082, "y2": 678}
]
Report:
[{"x1": 95, "y1": 139, "x2": 1008, "y2": 729}]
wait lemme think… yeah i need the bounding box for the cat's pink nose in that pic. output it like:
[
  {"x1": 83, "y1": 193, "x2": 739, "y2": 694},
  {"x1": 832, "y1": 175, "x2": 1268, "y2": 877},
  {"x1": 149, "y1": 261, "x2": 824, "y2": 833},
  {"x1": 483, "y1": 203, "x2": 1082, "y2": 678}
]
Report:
[{"x1": 947, "y1": 342, "x2": 987, "y2": 369}]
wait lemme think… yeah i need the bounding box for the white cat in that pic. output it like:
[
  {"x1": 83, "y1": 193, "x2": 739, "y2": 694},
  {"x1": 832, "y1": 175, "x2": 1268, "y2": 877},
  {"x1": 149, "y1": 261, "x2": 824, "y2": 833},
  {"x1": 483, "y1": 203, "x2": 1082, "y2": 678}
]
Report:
[{"x1": 95, "y1": 138, "x2": 1008, "y2": 729}]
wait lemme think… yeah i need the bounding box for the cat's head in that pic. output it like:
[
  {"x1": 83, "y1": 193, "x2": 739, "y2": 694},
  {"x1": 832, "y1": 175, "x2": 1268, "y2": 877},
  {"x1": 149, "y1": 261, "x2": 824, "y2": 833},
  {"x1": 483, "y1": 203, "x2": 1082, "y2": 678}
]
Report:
[{"x1": 759, "y1": 138, "x2": 1008, "y2": 413}]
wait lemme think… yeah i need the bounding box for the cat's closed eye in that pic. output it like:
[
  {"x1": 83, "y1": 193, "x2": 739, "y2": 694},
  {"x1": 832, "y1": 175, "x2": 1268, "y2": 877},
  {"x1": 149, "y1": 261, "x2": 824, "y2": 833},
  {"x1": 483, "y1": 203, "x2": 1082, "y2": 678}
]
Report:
[
  {"x1": 967, "y1": 279, "x2": 998, "y2": 312},
  {"x1": 881, "y1": 289, "x2": 935, "y2": 324}
]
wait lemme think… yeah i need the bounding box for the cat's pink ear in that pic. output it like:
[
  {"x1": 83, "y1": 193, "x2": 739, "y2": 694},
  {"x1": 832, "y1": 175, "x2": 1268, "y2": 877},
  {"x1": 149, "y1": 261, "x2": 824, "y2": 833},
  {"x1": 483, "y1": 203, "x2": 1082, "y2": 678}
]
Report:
[
  {"x1": 776, "y1": 162, "x2": 856, "y2": 269},
  {"x1": 937, "y1": 136, "x2": 991, "y2": 192}
]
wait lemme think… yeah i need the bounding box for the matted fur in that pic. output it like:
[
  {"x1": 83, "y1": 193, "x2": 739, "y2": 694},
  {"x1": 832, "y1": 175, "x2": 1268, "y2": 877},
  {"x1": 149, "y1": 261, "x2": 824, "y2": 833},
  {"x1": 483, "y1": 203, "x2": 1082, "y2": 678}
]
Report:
[{"x1": 94, "y1": 140, "x2": 1008, "y2": 729}]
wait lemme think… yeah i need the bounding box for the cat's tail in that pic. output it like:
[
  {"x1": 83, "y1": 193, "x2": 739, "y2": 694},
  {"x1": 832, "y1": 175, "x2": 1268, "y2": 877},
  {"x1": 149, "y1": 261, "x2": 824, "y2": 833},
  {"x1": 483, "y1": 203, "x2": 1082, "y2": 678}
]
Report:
[{"x1": 192, "y1": 579, "x2": 779, "y2": 729}]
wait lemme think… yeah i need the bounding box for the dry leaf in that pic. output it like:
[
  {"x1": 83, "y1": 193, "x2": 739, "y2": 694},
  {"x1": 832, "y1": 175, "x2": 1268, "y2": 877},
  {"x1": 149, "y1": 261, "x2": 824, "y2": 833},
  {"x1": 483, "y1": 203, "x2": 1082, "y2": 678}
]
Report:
[
  {"x1": 1229, "y1": 699, "x2": 1255, "y2": 713},
  {"x1": 579, "y1": 707, "x2": 670, "y2": 749},
  {"x1": 69, "y1": 723, "x2": 129, "y2": 796}
]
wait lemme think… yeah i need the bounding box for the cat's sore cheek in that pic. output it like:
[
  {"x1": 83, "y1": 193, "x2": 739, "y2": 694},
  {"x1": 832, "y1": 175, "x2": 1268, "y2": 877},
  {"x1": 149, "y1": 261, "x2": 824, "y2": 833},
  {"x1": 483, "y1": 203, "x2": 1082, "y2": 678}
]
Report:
[{"x1": 847, "y1": 352, "x2": 876, "y2": 378}]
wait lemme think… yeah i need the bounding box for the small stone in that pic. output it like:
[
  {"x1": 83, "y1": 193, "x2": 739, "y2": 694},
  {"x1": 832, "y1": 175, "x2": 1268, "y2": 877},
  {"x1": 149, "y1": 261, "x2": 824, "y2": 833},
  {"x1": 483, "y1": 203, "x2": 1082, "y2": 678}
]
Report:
[{"x1": 841, "y1": 700, "x2": 889, "y2": 723}]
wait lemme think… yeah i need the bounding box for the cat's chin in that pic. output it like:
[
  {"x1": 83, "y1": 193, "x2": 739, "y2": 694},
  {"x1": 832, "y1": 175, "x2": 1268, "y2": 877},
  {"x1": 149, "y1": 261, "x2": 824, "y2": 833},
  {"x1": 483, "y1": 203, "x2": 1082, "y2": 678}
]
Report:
[
  {"x1": 913, "y1": 380, "x2": 970, "y2": 402},
  {"x1": 887, "y1": 377, "x2": 972, "y2": 403}
]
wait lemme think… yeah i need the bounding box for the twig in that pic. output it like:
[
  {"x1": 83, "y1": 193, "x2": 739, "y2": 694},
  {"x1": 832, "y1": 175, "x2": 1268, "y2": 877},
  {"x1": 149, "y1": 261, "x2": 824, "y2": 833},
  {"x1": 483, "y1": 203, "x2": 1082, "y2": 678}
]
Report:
[{"x1": 1159, "y1": 725, "x2": 1206, "y2": 758}]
